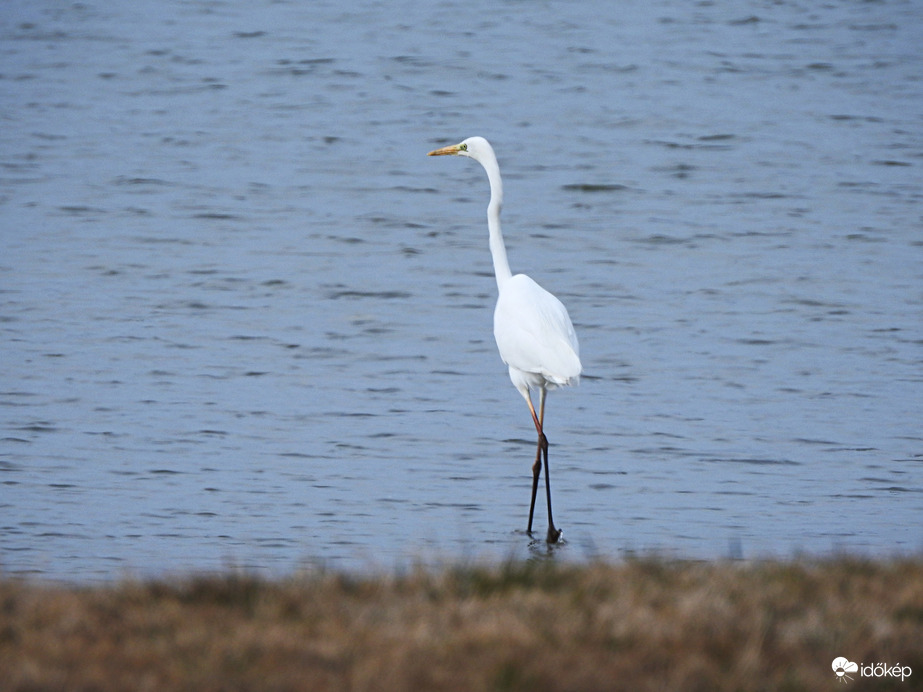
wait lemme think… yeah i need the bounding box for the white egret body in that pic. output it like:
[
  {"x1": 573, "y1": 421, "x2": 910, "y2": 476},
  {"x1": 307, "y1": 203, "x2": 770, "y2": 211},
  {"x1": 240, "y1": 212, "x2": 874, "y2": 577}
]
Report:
[{"x1": 428, "y1": 136, "x2": 581, "y2": 543}]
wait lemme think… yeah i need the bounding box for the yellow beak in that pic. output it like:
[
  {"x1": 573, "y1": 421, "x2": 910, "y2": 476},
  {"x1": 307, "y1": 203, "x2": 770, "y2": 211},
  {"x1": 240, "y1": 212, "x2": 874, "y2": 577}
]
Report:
[{"x1": 427, "y1": 143, "x2": 463, "y2": 156}]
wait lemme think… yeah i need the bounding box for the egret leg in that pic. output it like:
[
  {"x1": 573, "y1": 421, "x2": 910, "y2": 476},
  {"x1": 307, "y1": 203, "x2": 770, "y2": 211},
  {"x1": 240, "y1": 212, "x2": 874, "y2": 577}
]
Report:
[
  {"x1": 527, "y1": 448, "x2": 542, "y2": 534},
  {"x1": 525, "y1": 391, "x2": 546, "y2": 534},
  {"x1": 541, "y1": 424, "x2": 561, "y2": 544},
  {"x1": 526, "y1": 389, "x2": 559, "y2": 542},
  {"x1": 532, "y1": 389, "x2": 561, "y2": 543}
]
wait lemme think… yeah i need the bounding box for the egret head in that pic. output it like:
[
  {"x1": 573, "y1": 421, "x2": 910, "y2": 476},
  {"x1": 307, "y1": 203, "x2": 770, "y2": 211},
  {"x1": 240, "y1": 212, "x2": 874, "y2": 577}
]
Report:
[{"x1": 427, "y1": 136, "x2": 493, "y2": 162}]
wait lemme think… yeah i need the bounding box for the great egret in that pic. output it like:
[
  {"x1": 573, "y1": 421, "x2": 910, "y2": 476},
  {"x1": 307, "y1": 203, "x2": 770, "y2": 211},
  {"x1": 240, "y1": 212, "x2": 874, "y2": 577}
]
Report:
[{"x1": 428, "y1": 136, "x2": 581, "y2": 544}]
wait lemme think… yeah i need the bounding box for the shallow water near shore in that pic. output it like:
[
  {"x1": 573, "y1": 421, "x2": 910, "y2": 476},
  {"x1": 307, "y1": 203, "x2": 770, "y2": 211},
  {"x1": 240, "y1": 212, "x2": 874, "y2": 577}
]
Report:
[{"x1": 1, "y1": 0, "x2": 921, "y2": 581}]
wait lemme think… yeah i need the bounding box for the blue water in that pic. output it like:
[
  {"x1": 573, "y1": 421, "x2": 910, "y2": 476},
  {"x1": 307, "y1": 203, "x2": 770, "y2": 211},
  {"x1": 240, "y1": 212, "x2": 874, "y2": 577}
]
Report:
[{"x1": 1, "y1": 0, "x2": 921, "y2": 581}]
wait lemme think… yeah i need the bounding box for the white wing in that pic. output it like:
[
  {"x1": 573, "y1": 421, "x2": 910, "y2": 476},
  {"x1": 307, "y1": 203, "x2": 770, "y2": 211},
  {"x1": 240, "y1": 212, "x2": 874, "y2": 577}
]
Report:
[{"x1": 493, "y1": 274, "x2": 581, "y2": 386}]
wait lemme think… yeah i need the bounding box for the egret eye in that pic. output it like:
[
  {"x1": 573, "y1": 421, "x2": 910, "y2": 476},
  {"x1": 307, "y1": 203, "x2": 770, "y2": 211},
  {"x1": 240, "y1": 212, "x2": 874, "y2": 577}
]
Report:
[{"x1": 460, "y1": 143, "x2": 468, "y2": 151}]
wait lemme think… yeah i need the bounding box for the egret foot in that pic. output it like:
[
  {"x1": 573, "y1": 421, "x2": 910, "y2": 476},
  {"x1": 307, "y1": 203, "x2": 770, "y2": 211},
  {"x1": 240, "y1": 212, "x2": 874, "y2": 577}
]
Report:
[{"x1": 546, "y1": 526, "x2": 562, "y2": 544}]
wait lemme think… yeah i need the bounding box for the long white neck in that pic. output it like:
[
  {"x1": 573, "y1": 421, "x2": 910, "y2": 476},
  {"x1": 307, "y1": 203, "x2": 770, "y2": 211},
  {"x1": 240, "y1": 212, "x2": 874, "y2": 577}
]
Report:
[{"x1": 479, "y1": 151, "x2": 513, "y2": 291}]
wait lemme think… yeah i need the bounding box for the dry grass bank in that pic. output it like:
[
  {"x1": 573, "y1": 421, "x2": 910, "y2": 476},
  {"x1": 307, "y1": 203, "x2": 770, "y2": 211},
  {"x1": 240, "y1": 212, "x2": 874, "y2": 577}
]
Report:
[{"x1": 2, "y1": 558, "x2": 921, "y2": 691}]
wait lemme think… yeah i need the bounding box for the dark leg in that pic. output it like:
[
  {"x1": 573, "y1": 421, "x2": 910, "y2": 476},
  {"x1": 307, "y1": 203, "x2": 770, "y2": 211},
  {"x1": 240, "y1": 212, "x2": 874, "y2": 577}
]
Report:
[
  {"x1": 526, "y1": 389, "x2": 559, "y2": 542},
  {"x1": 542, "y1": 435, "x2": 561, "y2": 544},
  {"x1": 534, "y1": 388, "x2": 560, "y2": 543},
  {"x1": 527, "y1": 429, "x2": 546, "y2": 534},
  {"x1": 526, "y1": 390, "x2": 544, "y2": 534}
]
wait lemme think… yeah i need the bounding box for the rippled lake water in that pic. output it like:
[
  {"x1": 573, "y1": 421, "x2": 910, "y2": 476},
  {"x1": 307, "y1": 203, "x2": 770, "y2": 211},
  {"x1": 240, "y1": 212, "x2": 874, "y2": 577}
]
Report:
[{"x1": 2, "y1": 0, "x2": 921, "y2": 581}]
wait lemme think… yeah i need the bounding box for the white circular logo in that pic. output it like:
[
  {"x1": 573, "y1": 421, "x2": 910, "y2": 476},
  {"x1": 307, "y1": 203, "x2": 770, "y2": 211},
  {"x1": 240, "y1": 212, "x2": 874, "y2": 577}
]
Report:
[{"x1": 832, "y1": 657, "x2": 859, "y2": 683}]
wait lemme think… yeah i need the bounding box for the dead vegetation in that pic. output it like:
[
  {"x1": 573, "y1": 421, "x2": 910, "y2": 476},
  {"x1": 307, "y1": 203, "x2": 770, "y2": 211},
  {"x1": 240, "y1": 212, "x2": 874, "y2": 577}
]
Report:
[{"x1": 2, "y1": 557, "x2": 921, "y2": 691}]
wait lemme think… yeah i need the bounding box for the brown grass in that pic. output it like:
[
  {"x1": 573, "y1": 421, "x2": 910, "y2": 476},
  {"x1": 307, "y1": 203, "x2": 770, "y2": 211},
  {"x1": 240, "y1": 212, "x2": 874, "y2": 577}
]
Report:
[{"x1": 2, "y1": 558, "x2": 921, "y2": 691}]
